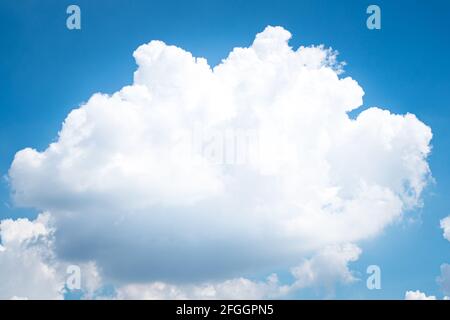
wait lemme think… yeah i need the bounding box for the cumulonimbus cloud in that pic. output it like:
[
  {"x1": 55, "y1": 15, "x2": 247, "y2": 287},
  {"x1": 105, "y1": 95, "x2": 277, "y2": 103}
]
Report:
[{"x1": 7, "y1": 26, "x2": 432, "y2": 293}]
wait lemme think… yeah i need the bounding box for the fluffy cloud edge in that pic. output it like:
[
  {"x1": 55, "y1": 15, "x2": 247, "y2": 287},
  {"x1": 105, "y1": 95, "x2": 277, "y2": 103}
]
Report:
[
  {"x1": 404, "y1": 290, "x2": 436, "y2": 300},
  {"x1": 441, "y1": 216, "x2": 450, "y2": 242},
  {"x1": 0, "y1": 214, "x2": 103, "y2": 299}
]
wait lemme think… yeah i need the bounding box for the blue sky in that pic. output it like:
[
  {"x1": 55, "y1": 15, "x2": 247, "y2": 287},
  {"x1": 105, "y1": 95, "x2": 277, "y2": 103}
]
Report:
[{"x1": 0, "y1": 0, "x2": 449, "y2": 299}]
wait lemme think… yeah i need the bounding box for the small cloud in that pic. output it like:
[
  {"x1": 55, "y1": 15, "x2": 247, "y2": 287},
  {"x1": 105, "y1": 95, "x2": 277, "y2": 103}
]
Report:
[{"x1": 405, "y1": 290, "x2": 436, "y2": 300}]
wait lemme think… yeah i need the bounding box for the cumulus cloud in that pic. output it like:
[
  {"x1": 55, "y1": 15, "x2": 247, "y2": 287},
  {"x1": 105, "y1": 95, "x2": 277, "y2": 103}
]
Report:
[
  {"x1": 404, "y1": 290, "x2": 436, "y2": 300},
  {"x1": 117, "y1": 274, "x2": 287, "y2": 300},
  {"x1": 441, "y1": 216, "x2": 450, "y2": 242},
  {"x1": 0, "y1": 213, "x2": 63, "y2": 299},
  {"x1": 290, "y1": 244, "x2": 361, "y2": 291},
  {"x1": 0, "y1": 214, "x2": 103, "y2": 299},
  {"x1": 7, "y1": 26, "x2": 432, "y2": 290}
]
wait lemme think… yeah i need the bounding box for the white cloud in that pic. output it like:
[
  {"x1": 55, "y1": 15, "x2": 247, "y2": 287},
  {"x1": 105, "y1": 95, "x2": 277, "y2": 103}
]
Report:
[
  {"x1": 0, "y1": 213, "x2": 63, "y2": 299},
  {"x1": 290, "y1": 244, "x2": 361, "y2": 292},
  {"x1": 405, "y1": 290, "x2": 436, "y2": 300},
  {"x1": 407, "y1": 263, "x2": 450, "y2": 301},
  {"x1": 78, "y1": 261, "x2": 103, "y2": 299},
  {"x1": 0, "y1": 214, "x2": 103, "y2": 299},
  {"x1": 440, "y1": 216, "x2": 450, "y2": 242},
  {"x1": 117, "y1": 275, "x2": 287, "y2": 300},
  {"x1": 437, "y1": 263, "x2": 450, "y2": 297},
  {"x1": 406, "y1": 264, "x2": 450, "y2": 301},
  {"x1": 10, "y1": 296, "x2": 29, "y2": 300},
  {"x1": 7, "y1": 26, "x2": 432, "y2": 288},
  {"x1": 117, "y1": 244, "x2": 360, "y2": 299},
  {"x1": 436, "y1": 218, "x2": 450, "y2": 299},
  {"x1": 0, "y1": 229, "x2": 360, "y2": 299}
]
